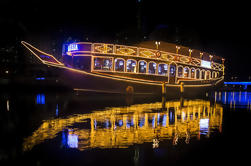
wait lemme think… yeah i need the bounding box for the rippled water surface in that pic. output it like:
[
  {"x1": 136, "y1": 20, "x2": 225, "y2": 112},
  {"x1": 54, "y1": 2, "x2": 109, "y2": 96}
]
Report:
[{"x1": 1, "y1": 92, "x2": 251, "y2": 166}]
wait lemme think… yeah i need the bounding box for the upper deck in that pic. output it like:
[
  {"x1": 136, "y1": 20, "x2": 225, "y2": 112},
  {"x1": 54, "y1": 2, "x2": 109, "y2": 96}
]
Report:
[{"x1": 63, "y1": 42, "x2": 225, "y2": 72}]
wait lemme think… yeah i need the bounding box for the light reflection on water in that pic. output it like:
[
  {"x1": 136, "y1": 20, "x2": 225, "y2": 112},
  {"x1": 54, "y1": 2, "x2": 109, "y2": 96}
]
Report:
[
  {"x1": 23, "y1": 98, "x2": 223, "y2": 151},
  {"x1": 214, "y1": 91, "x2": 251, "y2": 109}
]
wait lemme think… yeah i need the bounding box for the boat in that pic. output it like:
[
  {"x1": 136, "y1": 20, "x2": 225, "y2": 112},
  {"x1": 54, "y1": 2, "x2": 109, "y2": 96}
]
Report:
[{"x1": 21, "y1": 41, "x2": 225, "y2": 96}]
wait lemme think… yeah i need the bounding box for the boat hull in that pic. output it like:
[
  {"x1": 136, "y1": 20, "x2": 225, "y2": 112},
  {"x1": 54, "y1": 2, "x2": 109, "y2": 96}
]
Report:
[{"x1": 50, "y1": 65, "x2": 222, "y2": 97}]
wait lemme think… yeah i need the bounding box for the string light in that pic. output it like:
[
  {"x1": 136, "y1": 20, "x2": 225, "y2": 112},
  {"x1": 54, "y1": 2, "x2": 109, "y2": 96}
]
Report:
[
  {"x1": 67, "y1": 42, "x2": 222, "y2": 70},
  {"x1": 21, "y1": 41, "x2": 224, "y2": 88},
  {"x1": 23, "y1": 100, "x2": 223, "y2": 151}
]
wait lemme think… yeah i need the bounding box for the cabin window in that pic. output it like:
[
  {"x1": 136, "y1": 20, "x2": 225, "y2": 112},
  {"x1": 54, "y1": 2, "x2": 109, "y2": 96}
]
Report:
[
  {"x1": 148, "y1": 62, "x2": 157, "y2": 74},
  {"x1": 127, "y1": 59, "x2": 137, "y2": 73},
  {"x1": 158, "y1": 64, "x2": 168, "y2": 76},
  {"x1": 93, "y1": 57, "x2": 113, "y2": 71},
  {"x1": 169, "y1": 65, "x2": 176, "y2": 77},
  {"x1": 178, "y1": 66, "x2": 183, "y2": 77},
  {"x1": 115, "y1": 58, "x2": 125, "y2": 72},
  {"x1": 184, "y1": 67, "x2": 189, "y2": 78},
  {"x1": 191, "y1": 68, "x2": 195, "y2": 78},
  {"x1": 139, "y1": 61, "x2": 147, "y2": 73},
  {"x1": 72, "y1": 56, "x2": 91, "y2": 70},
  {"x1": 201, "y1": 70, "x2": 205, "y2": 80},
  {"x1": 206, "y1": 71, "x2": 210, "y2": 79},
  {"x1": 196, "y1": 69, "x2": 200, "y2": 79}
]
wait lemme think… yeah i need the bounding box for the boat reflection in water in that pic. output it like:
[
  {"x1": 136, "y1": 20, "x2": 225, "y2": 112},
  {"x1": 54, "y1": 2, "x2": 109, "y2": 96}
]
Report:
[{"x1": 23, "y1": 99, "x2": 223, "y2": 151}]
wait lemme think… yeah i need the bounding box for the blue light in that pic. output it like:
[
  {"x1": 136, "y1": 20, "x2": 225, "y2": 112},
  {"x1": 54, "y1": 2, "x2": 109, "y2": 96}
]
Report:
[
  {"x1": 56, "y1": 104, "x2": 59, "y2": 116},
  {"x1": 118, "y1": 120, "x2": 123, "y2": 127},
  {"x1": 36, "y1": 77, "x2": 45, "y2": 80},
  {"x1": 139, "y1": 117, "x2": 145, "y2": 128},
  {"x1": 224, "y1": 82, "x2": 251, "y2": 85},
  {"x1": 131, "y1": 117, "x2": 134, "y2": 126},
  {"x1": 126, "y1": 119, "x2": 130, "y2": 128},
  {"x1": 36, "y1": 94, "x2": 45, "y2": 104},
  {"x1": 40, "y1": 55, "x2": 50, "y2": 59},
  {"x1": 169, "y1": 110, "x2": 175, "y2": 125},
  {"x1": 61, "y1": 130, "x2": 78, "y2": 149},
  {"x1": 68, "y1": 44, "x2": 78, "y2": 52},
  {"x1": 105, "y1": 120, "x2": 110, "y2": 129},
  {"x1": 62, "y1": 131, "x2": 67, "y2": 146},
  {"x1": 41, "y1": 95, "x2": 45, "y2": 104},
  {"x1": 152, "y1": 116, "x2": 155, "y2": 128},
  {"x1": 164, "y1": 64, "x2": 168, "y2": 70},
  {"x1": 94, "y1": 119, "x2": 97, "y2": 129},
  {"x1": 67, "y1": 134, "x2": 78, "y2": 148},
  {"x1": 157, "y1": 113, "x2": 160, "y2": 126},
  {"x1": 217, "y1": 91, "x2": 251, "y2": 108},
  {"x1": 162, "y1": 115, "x2": 167, "y2": 127},
  {"x1": 200, "y1": 119, "x2": 209, "y2": 135},
  {"x1": 119, "y1": 61, "x2": 124, "y2": 66}
]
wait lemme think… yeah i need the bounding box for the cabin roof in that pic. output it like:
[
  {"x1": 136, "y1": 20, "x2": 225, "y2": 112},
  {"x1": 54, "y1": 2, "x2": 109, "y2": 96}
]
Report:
[{"x1": 135, "y1": 41, "x2": 223, "y2": 63}]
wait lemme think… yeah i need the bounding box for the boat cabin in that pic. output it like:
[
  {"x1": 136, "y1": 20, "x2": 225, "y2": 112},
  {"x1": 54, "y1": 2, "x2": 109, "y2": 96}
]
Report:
[{"x1": 62, "y1": 42, "x2": 224, "y2": 84}]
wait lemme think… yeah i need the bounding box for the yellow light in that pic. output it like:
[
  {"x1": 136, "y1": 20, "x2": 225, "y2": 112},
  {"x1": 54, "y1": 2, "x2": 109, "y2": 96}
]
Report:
[
  {"x1": 21, "y1": 41, "x2": 224, "y2": 87},
  {"x1": 23, "y1": 99, "x2": 223, "y2": 151},
  {"x1": 21, "y1": 41, "x2": 64, "y2": 66}
]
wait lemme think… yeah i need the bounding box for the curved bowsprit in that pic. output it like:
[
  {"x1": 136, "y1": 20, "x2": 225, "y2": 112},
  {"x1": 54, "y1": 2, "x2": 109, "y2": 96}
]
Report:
[{"x1": 21, "y1": 41, "x2": 64, "y2": 66}]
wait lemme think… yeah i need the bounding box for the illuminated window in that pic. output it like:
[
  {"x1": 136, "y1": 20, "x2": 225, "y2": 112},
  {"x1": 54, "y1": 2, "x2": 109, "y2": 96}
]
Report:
[
  {"x1": 206, "y1": 71, "x2": 210, "y2": 79},
  {"x1": 191, "y1": 68, "x2": 195, "y2": 78},
  {"x1": 127, "y1": 59, "x2": 137, "y2": 73},
  {"x1": 169, "y1": 64, "x2": 176, "y2": 77},
  {"x1": 178, "y1": 66, "x2": 183, "y2": 77},
  {"x1": 196, "y1": 69, "x2": 200, "y2": 79},
  {"x1": 148, "y1": 62, "x2": 157, "y2": 74},
  {"x1": 158, "y1": 64, "x2": 168, "y2": 76},
  {"x1": 93, "y1": 57, "x2": 113, "y2": 71},
  {"x1": 138, "y1": 60, "x2": 147, "y2": 73},
  {"x1": 115, "y1": 58, "x2": 125, "y2": 72},
  {"x1": 184, "y1": 67, "x2": 190, "y2": 78},
  {"x1": 201, "y1": 70, "x2": 205, "y2": 80}
]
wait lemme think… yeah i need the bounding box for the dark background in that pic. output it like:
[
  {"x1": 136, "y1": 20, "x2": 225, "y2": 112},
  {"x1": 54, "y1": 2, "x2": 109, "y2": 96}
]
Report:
[{"x1": 0, "y1": 0, "x2": 250, "y2": 80}]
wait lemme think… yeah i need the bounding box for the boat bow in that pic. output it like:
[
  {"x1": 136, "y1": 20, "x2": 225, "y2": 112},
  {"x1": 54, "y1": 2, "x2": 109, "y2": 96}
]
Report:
[{"x1": 21, "y1": 41, "x2": 64, "y2": 67}]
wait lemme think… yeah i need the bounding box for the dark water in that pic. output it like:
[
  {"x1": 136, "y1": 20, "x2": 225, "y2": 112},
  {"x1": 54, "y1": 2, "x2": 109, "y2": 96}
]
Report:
[{"x1": 1, "y1": 91, "x2": 251, "y2": 166}]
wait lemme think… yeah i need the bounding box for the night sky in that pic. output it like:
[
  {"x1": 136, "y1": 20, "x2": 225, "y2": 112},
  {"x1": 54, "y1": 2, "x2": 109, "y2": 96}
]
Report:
[{"x1": 1, "y1": 0, "x2": 250, "y2": 80}]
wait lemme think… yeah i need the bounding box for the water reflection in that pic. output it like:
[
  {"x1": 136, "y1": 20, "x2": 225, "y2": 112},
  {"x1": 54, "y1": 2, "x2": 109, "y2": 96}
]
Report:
[
  {"x1": 214, "y1": 91, "x2": 251, "y2": 109},
  {"x1": 36, "y1": 94, "x2": 45, "y2": 105},
  {"x1": 23, "y1": 99, "x2": 223, "y2": 151}
]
